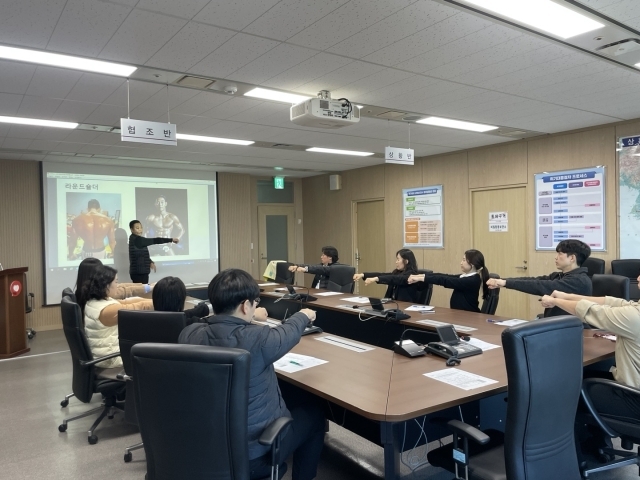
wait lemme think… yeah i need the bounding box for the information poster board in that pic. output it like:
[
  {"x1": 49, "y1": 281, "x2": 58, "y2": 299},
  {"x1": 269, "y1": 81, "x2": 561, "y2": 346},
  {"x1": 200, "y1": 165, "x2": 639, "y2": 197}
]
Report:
[
  {"x1": 534, "y1": 166, "x2": 606, "y2": 251},
  {"x1": 619, "y1": 135, "x2": 640, "y2": 257},
  {"x1": 403, "y1": 185, "x2": 443, "y2": 248}
]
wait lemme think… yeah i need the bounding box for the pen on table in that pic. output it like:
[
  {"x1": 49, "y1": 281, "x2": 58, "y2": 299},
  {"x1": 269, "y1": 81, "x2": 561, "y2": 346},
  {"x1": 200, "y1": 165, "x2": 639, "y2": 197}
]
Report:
[
  {"x1": 486, "y1": 319, "x2": 497, "y2": 323},
  {"x1": 289, "y1": 360, "x2": 303, "y2": 367}
]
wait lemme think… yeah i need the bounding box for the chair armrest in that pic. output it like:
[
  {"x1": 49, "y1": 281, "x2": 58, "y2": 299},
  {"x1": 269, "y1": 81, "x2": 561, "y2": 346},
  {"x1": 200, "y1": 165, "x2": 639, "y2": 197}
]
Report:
[
  {"x1": 581, "y1": 378, "x2": 640, "y2": 438},
  {"x1": 259, "y1": 417, "x2": 293, "y2": 447},
  {"x1": 116, "y1": 373, "x2": 132, "y2": 381},
  {"x1": 80, "y1": 351, "x2": 120, "y2": 367},
  {"x1": 447, "y1": 419, "x2": 490, "y2": 445}
]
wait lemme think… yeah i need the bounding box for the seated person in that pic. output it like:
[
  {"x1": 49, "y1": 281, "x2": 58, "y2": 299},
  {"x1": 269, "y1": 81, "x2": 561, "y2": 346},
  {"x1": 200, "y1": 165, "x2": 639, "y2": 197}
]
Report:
[
  {"x1": 353, "y1": 248, "x2": 425, "y2": 303},
  {"x1": 79, "y1": 264, "x2": 153, "y2": 368},
  {"x1": 486, "y1": 239, "x2": 591, "y2": 317},
  {"x1": 74, "y1": 257, "x2": 153, "y2": 307},
  {"x1": 179, "y1": 269, "x2": 325, "y2": 480},
  {"x1": 152, "y1": 276, "x2": 211, "y2": 325},
  {"x1": 289, "y1": 246, "x2": 343, "y2": 289},
  {"x1": 407, "y1": 249, "x2": 490, "y2": 313}
]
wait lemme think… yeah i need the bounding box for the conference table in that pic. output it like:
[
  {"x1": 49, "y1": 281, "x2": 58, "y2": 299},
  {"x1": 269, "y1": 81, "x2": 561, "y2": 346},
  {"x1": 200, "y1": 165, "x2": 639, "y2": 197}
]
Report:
[{"x1": 253, "y1": 283, "x2": 616, "y2": 480}]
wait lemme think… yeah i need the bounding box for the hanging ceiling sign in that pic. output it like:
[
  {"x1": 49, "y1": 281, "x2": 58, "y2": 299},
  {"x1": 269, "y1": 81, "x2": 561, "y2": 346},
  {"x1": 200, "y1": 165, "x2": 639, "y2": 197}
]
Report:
[
  {"x1": 120, "y1": 118, "x2": 177, "y2": 146},
  {"x1": 385, "y1": 146, "x2": 414, "y2": 165}
]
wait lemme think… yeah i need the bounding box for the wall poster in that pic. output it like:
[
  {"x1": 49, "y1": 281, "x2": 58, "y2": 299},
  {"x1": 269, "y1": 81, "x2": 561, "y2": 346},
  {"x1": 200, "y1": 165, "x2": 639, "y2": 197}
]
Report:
[{"x1": 402, "y1": 185, "x2": 443, "y2": 248}]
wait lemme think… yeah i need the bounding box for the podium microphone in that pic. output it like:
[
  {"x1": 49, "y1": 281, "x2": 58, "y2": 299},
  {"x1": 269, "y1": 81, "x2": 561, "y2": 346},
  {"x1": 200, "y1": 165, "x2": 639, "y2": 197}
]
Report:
[{"x1": 394, "y1": 328, "x2": 428, "y2": 358}]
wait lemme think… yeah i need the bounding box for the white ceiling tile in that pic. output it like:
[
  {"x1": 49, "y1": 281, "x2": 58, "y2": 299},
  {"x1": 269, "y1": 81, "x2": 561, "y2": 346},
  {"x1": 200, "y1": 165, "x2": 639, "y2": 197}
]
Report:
[
  {"x1": 145, "y1": 22, "x2": 236, "y2": 72},
  {"x1": 173, "y1": 115, "x2": 222, "y2": 134},
  {"x1": 25, "y1": 66, "x2": 83, "y2": 98},
  {"x1": 330, "y1": 69, "x2": 416, "y2": 101},
  {"x1": 6, "y1": 124, "x2": 46, "y2": 139},
  {"x1": 228, "y1": 44, "x2": 317, "y2": 84},
  {"x1": 0, "y1": 61, "x2": 37, "y2": 95},
  {"x1": 242, "y1": 0, "x2": 350, "y2": 41},
  {"x1": 193, "y1": 0, "x2": 281, "y2": 31},
  {"x1": 0, "y1": 0, "x2": 67, "y2": 49},
  {"x1": 17, "y1": 96, "x2": 63, "y2": 119},
  {"x1": 82, "y1": 104, "x2": 127, "y2": 126},
  {"x1": 102, "y1": 81, "x2": 165, "y2": 109},
  {"x1": 2, "y1": 137, "x2": 36, "y2": 150},
  {"x1": 227, "y1": 103, "x2": 290, "y2": 123},
  {"x1": 203, "y1": 97, "x2": 264, "y2": 120},
  {"x1": 52, "y1": 100, "x2": 100, "y2": 123},
  {"x1": 261, "y1": 53, "x2": 352, "y2": 90},
  {"x1": 99, "y1": 10, "x2": 188, "y2": 65},
  {"x1": 47, "y1": 0, "x2": 132, "y2": 57},
  {"x1": 295, "y1": 61, "x2": 386, "y2": 94},
  {"x1": 66, "y1": 74, "x2": 126, "y2": 104},
  {"x1": 34, "y1": 127, "x2": 73, "y2": 141},
  {"x1": 135, "y1": 0, "x2": 211, "y2": 19},
  {"x1": 287, "y1": 0, "x2": 413, "y2": 51},
  {"x1": 170, "y1": 92, "x2": 231, "y2": 116},
  {"x1": 28, "y1": 139, "x2": 61, "y2": 152},
  {"x1": 62, "y1": 130, "x2": 104, "y2": 143},
  {"x1": 189, "y1": 33, "x2": 280, "y2": 79},
  {"x1": 0, "y1": 93, "x2": 25, "y2": 116}
]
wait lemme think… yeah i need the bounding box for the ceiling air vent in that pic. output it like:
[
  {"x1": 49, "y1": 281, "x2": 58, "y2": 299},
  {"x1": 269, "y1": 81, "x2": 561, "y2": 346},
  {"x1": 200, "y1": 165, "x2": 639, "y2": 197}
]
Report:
[
  {"x1": 173, "y1": 75, "x2": 216, "y2": 89},
  {"x1": 596, "y1": 38, "x2": 640, "y2": 57}
]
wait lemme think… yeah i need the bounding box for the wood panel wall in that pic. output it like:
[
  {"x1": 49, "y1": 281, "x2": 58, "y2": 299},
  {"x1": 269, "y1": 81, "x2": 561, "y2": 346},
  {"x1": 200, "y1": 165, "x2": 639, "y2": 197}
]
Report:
[{"x1": 218, "y1": 173, "x2": 252, "y2": 273}]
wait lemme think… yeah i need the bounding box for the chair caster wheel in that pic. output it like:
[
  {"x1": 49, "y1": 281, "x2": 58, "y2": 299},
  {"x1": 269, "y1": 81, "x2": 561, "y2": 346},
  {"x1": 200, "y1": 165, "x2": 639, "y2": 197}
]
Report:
[
  {"x1": 58, "y1": 424, "x2": 67, "y2": 432},
  {"x1": 88, "y1": 435, "x2": 98, "y2": 445},
  {"x1": 60, "y1": 400, "x2": 69, "y2": 408},
  {"x1": 124, "y1": 452, "x2": 132, "y2": 463}
]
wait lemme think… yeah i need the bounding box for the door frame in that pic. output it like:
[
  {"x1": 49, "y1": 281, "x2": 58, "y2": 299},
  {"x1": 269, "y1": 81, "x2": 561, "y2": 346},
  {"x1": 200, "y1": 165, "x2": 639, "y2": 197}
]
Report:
[
  {"x1": 257, "y1": 204, "x2": 296, "y2": 276},
  {"x1": 351, "y1": 198, "x2": 385, "y2": 295},
  {"x1": 469, "y1": 184, "x2": 529, "y2": 246}
]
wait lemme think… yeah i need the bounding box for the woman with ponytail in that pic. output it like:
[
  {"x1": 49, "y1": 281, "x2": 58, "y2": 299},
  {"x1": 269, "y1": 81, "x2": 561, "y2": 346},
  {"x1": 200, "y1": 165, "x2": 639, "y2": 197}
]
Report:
[{"x1": 407, "y1": 249, "x2": 489, "y2": 313}]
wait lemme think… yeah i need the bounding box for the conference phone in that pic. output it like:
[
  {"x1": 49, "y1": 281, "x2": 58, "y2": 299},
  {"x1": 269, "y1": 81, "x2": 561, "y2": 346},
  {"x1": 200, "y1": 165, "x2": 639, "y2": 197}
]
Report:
[{"x1": 425, "y1": 324, "x2": 482, "y2": 360}]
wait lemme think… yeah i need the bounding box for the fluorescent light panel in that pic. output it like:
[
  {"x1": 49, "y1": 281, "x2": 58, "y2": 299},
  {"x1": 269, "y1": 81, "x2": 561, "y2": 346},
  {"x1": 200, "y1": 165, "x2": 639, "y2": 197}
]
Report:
[
  {"x1": 176, "y1": 133, "x2": 254, "y2": 146},
  {"x1": 306, "y1": 147, "x2": 374, "y2": 157},
  {"x1": 0, "y1": 115, "x2": 78, "y2": 129},
  {"x1": 244, "y1": 87, "x2": 311, "y2": 104},
  {"x1": 416, "y1": 116, "x2": 498, "y2": 132},
  {"x1": 0, "y1": 46, "x2": 137, "y2": 77},
  {"x1": 464, "y1": 0, "x2": 604, "y2": 39}
]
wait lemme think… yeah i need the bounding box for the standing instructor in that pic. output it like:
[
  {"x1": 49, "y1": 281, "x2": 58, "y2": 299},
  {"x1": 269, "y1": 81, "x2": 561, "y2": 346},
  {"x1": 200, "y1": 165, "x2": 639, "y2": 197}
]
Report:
[{"x1": 128, "y1": 219, "x2": 178, "y2": 284}]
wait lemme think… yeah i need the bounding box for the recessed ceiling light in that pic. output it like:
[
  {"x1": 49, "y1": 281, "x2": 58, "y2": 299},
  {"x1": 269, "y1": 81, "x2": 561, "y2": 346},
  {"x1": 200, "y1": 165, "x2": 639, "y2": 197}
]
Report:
[
  {"x1": 356, "y1": 105, "x2": 364, "y2": 109},
  {"x1": 0, "y1": 115, "x2": 78, "y2": 129},
  {"x1": 176, "y1": 133, "x2": 254, "y2": 146},
  {"x1": 416, "y1": 116, "x2": 498, "y2": 132},
  {"x1": 244, "y1": 87, "x2": 311, "y2": 104},
  {"x1": 274, "y1": 167, "x2": 284, "y2": 171},
  {"x1": 463, "y1": 0, "x2": 604, "y2": 39},
  {"x1": 306, "y1": 147, "x2": 374, "y2": 157},
  {"x1": 0, "y1": 46, "x2": 137, "y2": 77}
]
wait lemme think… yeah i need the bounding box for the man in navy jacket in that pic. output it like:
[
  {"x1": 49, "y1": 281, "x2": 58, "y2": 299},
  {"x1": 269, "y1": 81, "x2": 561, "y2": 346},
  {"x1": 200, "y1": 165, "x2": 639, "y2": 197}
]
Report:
[{"x1": 179, "y1": 268, "x2": 325, "y2": 480}]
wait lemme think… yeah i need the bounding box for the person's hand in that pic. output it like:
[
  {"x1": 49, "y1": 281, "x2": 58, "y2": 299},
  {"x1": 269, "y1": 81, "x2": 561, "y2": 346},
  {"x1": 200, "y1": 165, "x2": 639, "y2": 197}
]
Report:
[
  {"x1": 550, "y1": 290, "x2": 570, "y2": 299},
  {"x1": 253, "y1": 307, "x2": 268, "y2": 322},
  {"x1": 296, "y1": 266, "x2": 306, "y2": 273},
  {"x1": 300, "y1": 308, "x2": 316, "y2": 322},
  {"x1": 288, "y1": 265, "x2": 298, "y2": 272},
  {"x1": 486, "y1": 278, "x2": 505, "y2": 289},
  {"x1": 353, "y1": 273, "x2": 364, "y2": 281},
  {"x1": 407, "y1": 274, "x2": 422, "y2": 284},
  {"x1": 540, "y1": 295, "x2": 556, "y2": 308},
  {"x1": 172, "y1": 238, "x2": 179, "y2": 243},
  {"x1": 364, "y1": 277, "x2": 378, "y2": 286},
  {"x1": 150, "y1": 262, "x2": 157, "y2": 273}
]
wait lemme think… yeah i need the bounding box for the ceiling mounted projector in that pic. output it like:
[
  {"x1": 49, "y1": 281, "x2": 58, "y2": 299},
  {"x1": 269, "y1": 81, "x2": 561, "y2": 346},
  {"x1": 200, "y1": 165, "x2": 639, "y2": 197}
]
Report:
[{"x1": 290, "y1": 90, "x2": 359, "y2": 129}]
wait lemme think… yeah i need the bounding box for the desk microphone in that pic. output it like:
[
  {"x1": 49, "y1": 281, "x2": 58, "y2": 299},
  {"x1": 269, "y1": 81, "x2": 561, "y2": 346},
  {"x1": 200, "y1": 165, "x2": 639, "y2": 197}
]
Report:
[
  {"x1": 394, "y1": 328, "x2": 427, "y2": 358},
  {"x1": 385, "y1": 301, "x2": 410, "y2": 322}
]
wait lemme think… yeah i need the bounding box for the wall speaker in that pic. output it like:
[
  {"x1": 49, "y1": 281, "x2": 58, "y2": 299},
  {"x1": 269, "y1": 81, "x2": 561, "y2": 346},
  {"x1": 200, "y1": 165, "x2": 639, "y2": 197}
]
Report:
[{"x1": 329, "y1": 174, "x2": 342, "y2": 191}]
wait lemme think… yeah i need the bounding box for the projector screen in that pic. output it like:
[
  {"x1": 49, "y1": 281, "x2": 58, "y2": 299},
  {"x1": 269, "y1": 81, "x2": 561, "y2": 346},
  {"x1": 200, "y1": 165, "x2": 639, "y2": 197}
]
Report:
[{"x1": 41, "y1": 162, "x2": 218, "y2": 305}]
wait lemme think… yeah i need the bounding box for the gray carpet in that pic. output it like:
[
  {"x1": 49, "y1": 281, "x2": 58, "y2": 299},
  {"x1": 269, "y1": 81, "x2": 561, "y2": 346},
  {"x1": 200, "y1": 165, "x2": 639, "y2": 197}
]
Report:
[{"x1": 0, "y1": 330, "x2": 635, "y2": 479}]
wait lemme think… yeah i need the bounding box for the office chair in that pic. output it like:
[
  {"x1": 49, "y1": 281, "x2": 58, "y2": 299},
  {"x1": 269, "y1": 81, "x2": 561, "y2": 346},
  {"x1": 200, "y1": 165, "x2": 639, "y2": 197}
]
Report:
[
  {"x1": 481, "y1": 273, "x2": 501, "y2": 315},
  {"x1": 25, "y1": 274, "x2": 35, "y2": 339},
  {"x1": 60, "y1": 288, "x2": 79, "y2": 408},
  {"x1": 58, "y1": 297, "x2": 125, "y2": 444},
  {"x1": 416, "y1": 269, "x2": 434, "y2": 305},
  {"x1": 131, "y1": 343, "x2": 293, "y2": 480},
  {"x1": 580, "y1": 378, "x2": 640, "y2": 478},
  {"x1": 611, "y1": 259, "x2": 640, "y2": 301},
  {"x1": 428, "y1": 316, "x2": 584, "y2": 480},
  {"x1": 582, "y1": 258, "x2": 605, "y2": 278},
  {"x1": 274, "y1": 261, "x2": 295, "y2": 284},
  {"x1": 327, "y1": 265, "x2": 356, "y2": 293},
  {"x1": 591, "y1": 274, "x2": 630, "y2": 301},
  {"x1": 117, "y1": 310, "x2": 187, "y2": 462}
]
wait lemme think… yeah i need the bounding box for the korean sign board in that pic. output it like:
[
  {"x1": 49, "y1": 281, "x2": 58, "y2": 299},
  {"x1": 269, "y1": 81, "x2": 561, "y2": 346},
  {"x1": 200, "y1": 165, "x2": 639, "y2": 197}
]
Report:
[
  {"x1": 121, "y1": 119, "x2": 177, "y2": 146},
  {"x1": 385, "y1": 146, "x2": 415, "y2": 165},
  {"x1": 402, "y1": 185, "x2": 443, "y2": 248},
  {"x1": 489, "y1": 212, "x2": 508, "y2": 232}
]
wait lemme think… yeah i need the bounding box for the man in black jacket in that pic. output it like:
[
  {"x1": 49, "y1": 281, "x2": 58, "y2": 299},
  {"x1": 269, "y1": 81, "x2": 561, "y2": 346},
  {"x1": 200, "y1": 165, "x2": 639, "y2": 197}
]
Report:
[
  {"x1": 128, "y1": 219, "x2": 177, "y2": 284},
  {"x1": 486, "y1": 239, "x2": 592, "y2": 317},
  {"x1": 179, "y1": 269, "x2": 325, "y2": 480},
  {"x1": 289, "y1": 246, "x2": 343, "y2": 289}
]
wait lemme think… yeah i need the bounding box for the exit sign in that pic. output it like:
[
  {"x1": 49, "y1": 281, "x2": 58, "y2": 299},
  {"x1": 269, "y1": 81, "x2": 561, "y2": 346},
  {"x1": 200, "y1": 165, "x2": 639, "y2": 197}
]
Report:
[{"x1": 274, "y1": 176, "x2": 285, "y2": 189}]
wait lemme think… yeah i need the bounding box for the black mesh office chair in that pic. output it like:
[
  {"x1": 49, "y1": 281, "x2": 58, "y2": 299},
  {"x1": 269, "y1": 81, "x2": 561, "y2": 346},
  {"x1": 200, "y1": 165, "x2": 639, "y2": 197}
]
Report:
[
  {"x1": 118, "y1": 310, "x2": 187, "y2": 462},
  {"x1": 591, "y1": 274, "x2": 630, "y2": 301},
  {"x1": 611, "y1": 259, "x2": 640, "y2": 301},
  {"x1": 58, "y1": 297, "x2": 125, "y2": 444},
  {"x1": 60, "y1": 288, "x2": 79, "y2": 408},
  {"x1": 481, "y1": 273, "x2": 501, "y2": 315},
  {"x1": 428, "y1": 316, "x2": 584, "y2": 480},
  {"x1": 583, "y1": 258, "x2": 605, "y2": 278},
  {"x1": 131, "y1": 343, "x2": 293, "y2": 480},
  {"x1": 327, "y1": 265, "x2": 356, "y2": 293},
  {"x1": 274, "y1": 262, "x2": 295, "y2": 284},
  {"x1": 580, "y1": 378, "x2": 640, "y2": 477},
  {"x1": 416, "y1": 269, "x2": 434, "y2": 305}
]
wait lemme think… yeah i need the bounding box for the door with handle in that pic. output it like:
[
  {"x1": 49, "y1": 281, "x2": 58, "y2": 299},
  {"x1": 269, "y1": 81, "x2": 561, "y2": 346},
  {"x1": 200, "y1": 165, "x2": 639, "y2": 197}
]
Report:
[
  {"x1": 353, "y1": 200, "x2": 386, "y2": 297},
  {"x1": 258, "y1": 206, "x2": 295, "y2": 278}
]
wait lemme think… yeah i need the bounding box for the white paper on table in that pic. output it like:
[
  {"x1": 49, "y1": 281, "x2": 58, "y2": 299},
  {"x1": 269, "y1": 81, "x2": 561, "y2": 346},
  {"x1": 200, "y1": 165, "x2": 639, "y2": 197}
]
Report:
[
  {"x1": 405, "y1": 305, "x2": 435, "y2": 312},
  {"x1": 274, "y1": 353, "x2": 328, "y2": 373},
  {"x1": 342, "y1": 296, "x2": 370, "y2": 304},
  {"x1": 424, "y1": 368, "x2": 498, "y2": 391},
  {"x1": 315, "y1": 335, "x2": 374, "y2": 352},
  {"x1": 494, "y1": 319, "x2": 528, "y2": 327},
  {"x1": 464, "y1": 337, "x2": 501, "y2": 351},
  {"x1": 258, "y1": 282, "x2": 279, "y2": 286},
  {"x1": 335, "y1": 305, "x2": 364, "y2": 311},
  {"x1": 416, "y1": 319, "x2": 477, "y2": 332},
  {"x1": 315, "y1": 291, "x2": 344, "y2": 297}
]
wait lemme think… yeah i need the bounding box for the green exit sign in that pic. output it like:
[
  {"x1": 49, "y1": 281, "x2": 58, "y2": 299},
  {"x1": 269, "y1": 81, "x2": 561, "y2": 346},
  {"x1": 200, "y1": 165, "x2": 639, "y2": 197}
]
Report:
[{"x1": 274, "y1": 176, "x2": 285, "y2": 189}]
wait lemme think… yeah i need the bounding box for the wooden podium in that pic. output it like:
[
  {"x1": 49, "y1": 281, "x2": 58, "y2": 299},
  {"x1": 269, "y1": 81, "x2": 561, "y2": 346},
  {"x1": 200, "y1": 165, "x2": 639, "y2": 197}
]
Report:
[{"x1": 0, "y1": 267, "x2": 30, "y2": 358}]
